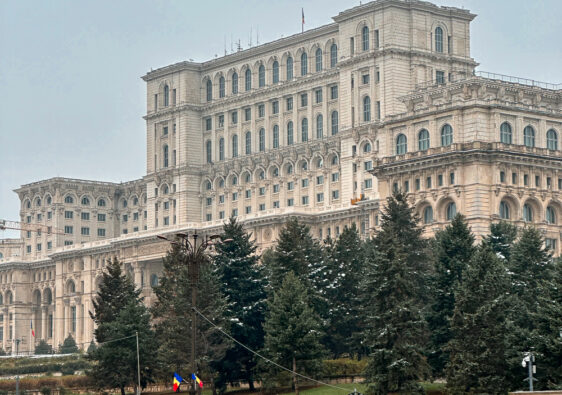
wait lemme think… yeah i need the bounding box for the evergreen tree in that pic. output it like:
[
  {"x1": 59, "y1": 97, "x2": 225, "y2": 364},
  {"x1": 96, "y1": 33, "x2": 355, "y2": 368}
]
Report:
[
  {"x1": 35, "y1": 339, "x2": 53, "y2": 355},
  {"x1": 427, "y1": 214, "x2": 475, "y2": 377},
  {"x1": 484, "y1": 221, "x2": 518, "y2": 262},
  {"x1": 213, "y1": 218, "x2": 267, "y2": 392},
  {"x1": 324, "y1": 224, "x2": 365, "y2": 358},
  {"x1": 87, "y1": 340, "x2": 97, "y2": 355},
  {"x1": 362, "y1": 192, "x2": 431, "y2": 395},
  {"x1": 89, "y1": 259, "x2": 156, "y2": 395},
  {"x1": 59, "y1": 334, "x2": 78, "y2": 354},
  {"x1": 261, "y1": 272, "x2": 325, "y2": 395},
  {"x1": 446, "y1": 244, "x2": 509, "y2": 394}
]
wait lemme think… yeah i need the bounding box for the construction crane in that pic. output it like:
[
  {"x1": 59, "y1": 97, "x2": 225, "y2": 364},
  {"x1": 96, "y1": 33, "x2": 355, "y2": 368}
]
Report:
[{"x1": 0, "y1": 219, "x2": 65, "y2": 235}]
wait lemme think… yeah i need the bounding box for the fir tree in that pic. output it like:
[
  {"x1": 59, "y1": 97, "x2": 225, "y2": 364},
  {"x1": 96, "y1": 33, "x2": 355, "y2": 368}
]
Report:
[
  {"x1": 362, "y1": 192, "x2": 430, "y2": 395},
  {"x1": 213, "y1": 218, "x2": 267, "y2": 392},
  {"x1": 35, "y1": 339, "x2": 53, "y2": 355},
  {"x1": 262, "y1": 272, "x2": 325, "y2": 395},
  {"x1": 89, "y1": 259, "x2": 156, "y2": 395},
  {"x1": 59, "y1": 334, "x2": 78, "y2": 354},
  {"x1": 446, "y1": 244, "x2": 509, "y2": 394},
  {"x1": 427, "y1": 214, "x2": 475, "y2": 377},
  {"x1": 484, "y1": 221, "x2": 518, "y2": 262}
]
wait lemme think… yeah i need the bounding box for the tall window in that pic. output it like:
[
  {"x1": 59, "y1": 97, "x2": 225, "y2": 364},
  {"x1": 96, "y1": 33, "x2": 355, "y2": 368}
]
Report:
[
  {"x1": 258, "y1": 65, "x2": 265, "y2": 87},
  {"x1": 364, "y1": 142, "x2": 371, "y2": 153},
  {"x1": 219, "y1": 138, "x2": 225, "y2": 161},
  {"x1": 523, "y1": 203, "x2": 533, "y2": 222},
  {"x1": 546, "y1": 206, "x2": 556, "y2": 224},
  {"x1": 206, "y1": 79, "x2": 212, "y2": 102},
  {"x1": 396, "y1": 134, "x2": 407, "y2": 155},
  {"x1": 245, "y1": 131, "x2": 252, "y2": 155},
  {"x1": 206, "y1": 141, "x2": 212, "y2": 163},
  {"x1": 499, "y1": 201, "x2": 510, "y2": 219},
  {"x1": 331, "y1": 111, "x2": 339, "y2": 135},
  {"x1": 441, "y1": 124, "x2": 453, "y2": 146},
  {"x1": 272, "y1": 61, "x2": 279, "y2": 83},
  {"x1": 446, "y1": 202, "x2": 456, "y2": 221},
  {"x1": 547, "y1": 129, "x2": 558, "y2": 150},
  {"x1": 163, "y1": 145, "x2": 169, "y2": 167},
  {"x1": 524, "y1": 126, "x2": 535, "y2": 147},
  {"x1": 363, "y1": 96, "x2": 371, "y2": 121},
  {"x1": 301, "y1": 118, "x2": 308, "y2": 142},
  {"x1": 500, "y1": 122, "x2": 512, "y2": 144},
  {"x1": 219, "y1": 76, "x2": 225, "y2": 98},
  {"x1": 418, "y1": 129, "x2": 430, "y2": 151},
  {"x1": 163, "y1": 85, "x2": 169, "y2": 106},
  {"x1": 316, "y1": 114, "x2": 323, "y2": 139},
  {"x1": 362, "y1": 25, "x2": 370, "y2": 51},
  {"x1": 287, "y1": 121, "x2": 294, "y2": 145},
  {"x1": 273, "y1": 125, "x2": 279, "y2": 148},
  {"x1": 245, "y1": 69, "x2": 251, "y2": 91},
  {"x1": 330, "y1": 43, "x2": 337, "y2": 68},
  {"x1": 300, "y1": 52, "x2": 308, "y2": 76},
  {"x1": 435, "y1": 26, "x2": 443, "y2": 53},
  {"x1": 232, "y1": 135, "x2": 238, "y2": 158},
  {"x1": 286, "y1": 56, "x2": 293, "y2": 80},
  {"x1": 423, "y1": 206, "x2": 433, "y2": 224},
  {"x1": 259, "y1": 128, "x2": 265, "y2": 152},
  {"x1": 232, "y1": 72, "x2": 238, "y2": 94},
  {"x1": 315, "y1": 48, "x2": 322, "y2": 72}
]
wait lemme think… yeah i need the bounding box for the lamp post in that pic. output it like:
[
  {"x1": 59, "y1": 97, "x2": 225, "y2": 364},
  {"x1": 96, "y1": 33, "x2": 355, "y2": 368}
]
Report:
[{"x1": 157, "y1": 232, "x2": 226, "y2": 395}]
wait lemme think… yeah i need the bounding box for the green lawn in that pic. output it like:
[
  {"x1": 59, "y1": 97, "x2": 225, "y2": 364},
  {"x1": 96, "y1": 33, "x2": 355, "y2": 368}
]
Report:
[{"x1": 279, "y1": 383, "x2": 367, "y2": 394}]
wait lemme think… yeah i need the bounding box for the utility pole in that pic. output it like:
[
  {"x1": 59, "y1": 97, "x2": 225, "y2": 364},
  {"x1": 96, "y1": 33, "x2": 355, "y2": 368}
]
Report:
[
  {"x1": 15, "y1": 338, "x2": 21, "y2": 395},
  {"x1": 522, "y1": 351, "x2": 536, "y2": 391},
  {"x1": 136, "y1": 331, "x2": 141, "y2": 395}
]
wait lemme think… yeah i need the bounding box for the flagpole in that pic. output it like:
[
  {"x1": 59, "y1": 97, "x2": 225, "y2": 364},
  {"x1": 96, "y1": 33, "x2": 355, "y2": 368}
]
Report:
[
  {"x1": 302, "y1": 8, "x2": 304, "y2": 33},
  {"x1": 136, "y1": 331, "x2": 141, "y2": 395}
]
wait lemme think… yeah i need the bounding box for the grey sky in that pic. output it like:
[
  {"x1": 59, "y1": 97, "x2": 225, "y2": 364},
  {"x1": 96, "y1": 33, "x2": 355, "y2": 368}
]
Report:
[{"x1": 1, "y1": 0, "x2": 561, "y2": 238}]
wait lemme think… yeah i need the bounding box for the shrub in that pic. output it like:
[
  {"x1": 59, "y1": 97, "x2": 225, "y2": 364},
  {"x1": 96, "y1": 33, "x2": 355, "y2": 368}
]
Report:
[
  {"x1": 35, "y1": 340, "x2": 53, "y2": 355},
  {"x1": 59, "y1": 335, "x2": 78, "y2": 354},
  {"x1": 322, "y1": 358, "x2": 367, "y2": 378}
]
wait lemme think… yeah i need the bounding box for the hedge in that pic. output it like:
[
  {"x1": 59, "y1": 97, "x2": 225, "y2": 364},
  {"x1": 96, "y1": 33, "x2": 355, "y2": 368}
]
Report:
[
  {"x1": 322, "y1": 358, "x2": 367, "y2": 378},
  {"x1": 0, "y1": 375, "x2": 93, "y2": 391},
  {"x1": 0, "y1": 359, "x2": 90, "y2": 376}
]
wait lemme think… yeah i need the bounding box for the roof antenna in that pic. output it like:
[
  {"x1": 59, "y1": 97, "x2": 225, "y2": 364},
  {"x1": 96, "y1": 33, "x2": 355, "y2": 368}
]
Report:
[
  {"x1": 257, "y1": 26, "x2": 260, "y2": 45},
  {"x1": 249, "y1": 26, "x2": 253, "y2": 47},
  {"x1": 224, "y1": 35, "x2": 227, "y2": 56}
]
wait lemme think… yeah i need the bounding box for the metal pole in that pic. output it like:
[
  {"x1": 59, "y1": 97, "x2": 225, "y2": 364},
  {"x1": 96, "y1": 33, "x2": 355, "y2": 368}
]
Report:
[
  {"x1": 136, "y1": 331, "x2": 141, "y2": 395},
  {"x1": 189, "y1": 234, "x2": 198, "y2": 395},
  {"x1": 15, "y1": 339, "x2": 20, "y2": 395},
  {"x1": 528, "y1": 351, "x2": 534, "y2": 392}
]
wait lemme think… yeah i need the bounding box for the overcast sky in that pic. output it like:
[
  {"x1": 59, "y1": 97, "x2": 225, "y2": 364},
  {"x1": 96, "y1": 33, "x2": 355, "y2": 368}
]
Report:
[{"x1": 1, "y1": 0, "x2": 561, "y2": 238}]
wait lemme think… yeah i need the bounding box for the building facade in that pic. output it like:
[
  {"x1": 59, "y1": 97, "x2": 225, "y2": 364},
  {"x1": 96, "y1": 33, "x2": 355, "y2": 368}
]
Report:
[{"x1": 0, "y1": 0, "x2": 560, "y2": 354}]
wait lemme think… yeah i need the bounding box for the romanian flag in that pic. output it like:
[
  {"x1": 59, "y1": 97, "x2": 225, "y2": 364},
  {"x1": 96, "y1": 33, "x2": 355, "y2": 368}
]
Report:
[
  {"x1": 173, "y1": 373, "x2": 183, "y2": 392},
  {"x1": 31, "y1": 320, "x2": 35, "y2": 337},
  {"x1": 191, "y1": 373, "x2": 203, "y2": 389}
]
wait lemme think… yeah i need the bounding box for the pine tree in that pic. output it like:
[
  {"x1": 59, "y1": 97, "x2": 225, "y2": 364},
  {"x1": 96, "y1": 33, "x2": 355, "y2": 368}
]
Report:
[
  {"x1": 35, "y1": 339, "x2": 53, "y2": 355},
  {"x1": 362, "y1": 192, "x2": 430, "y2": 395},
  {"x1": 213, "y1": 217, "x2": 267, "y2": 391},
  {"x1": 427, "y1": 214, "x2": 475, "y2": 377},
  {"x1": 484, "y1": 221, "x2": 518, "y2": 262},
  {"x1": 262, "y1": 272, "x2": 325, "y2": 395},
  {"x1": 324, "y1": 224, "x2": 365, "y2": 358},
  {"x1": 89, "y1": 259, "x2": 156, "y2": 395},
  {"x1": 59, "y1": 334, "x2": 78, "y2": 354},
  {"x1": 446, "y1": 244, "x2": 509, "y2": 394}
]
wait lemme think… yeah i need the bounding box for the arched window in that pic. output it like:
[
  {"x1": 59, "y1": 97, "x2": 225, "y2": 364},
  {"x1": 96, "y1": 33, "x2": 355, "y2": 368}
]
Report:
[
  {"x1": 67, "y1": 280, "x2": 75, "y2": 294},
  {"x1": 330, "y1": 43, "x2": 337, "y2": 68},
  {"x1": 315, "y1": 48, "x2": 322, "y2": 72},
  {"x1": 245, "y1": 131, "x2": 252, "y2": 155},
  {"x1": 362, "y1": 25, "x2": 370, "y2": 51},
  {"x1": 36, "y1": 198, "x2": 41, "y2": 207},
  {"x1": 287, "y1": 121, "x2": 294, "y2": 145},
  {"x1": 150, "y1": 274, "x2": 159, "y2": 287},
  {"x1": 163, "y1": 145, "x2": 169, "y2": 167},
  {"x1": 219, "y1": 179, "x2": 225, "y2": 188},
  {"x1": 301, "y1": 161, "x2": 308, "y2": 171},
  {"x1": 245, "y1": 68, "x2": 252, "y2": 91},
  {"x1": 26, "y1": 200, "x2": 31, "y2": 208},
  {"x1": 47, "y1": 196, "x2": 52, "y2": 204},
  {"x1": 232, "y1": 135, "x2": 238, "y2": 157},
  {"x1": 287, "y1": 56, "x2": 294, "y2": 80},
  {"x1": 6, "y1": 291, "x2": 13, "y2": 304},
  {"x1": 524, "y1": 126, "x2": 535, "y2": 148},
  {"x1": 364, "y1": 142, "x2": 371, "y2": 153},
  {"x1": 206, "y1": 79, "x2": 212, "y2": 102},
  {"x1": 300, "y1": 52, "x2": 308, "y2": 76},
  {"x1": 219, "y1": 138, "x2": 225, "y2": 161},
  {"x1": 331, "y1": 111, "x2": 339, "y2": 135},
  {"x1": 164, "y1": 85, "x2": 169, "y2": 106},
  {"x1": 500, "y1": 122, "x2": 512, "y2": 144},
  {"x1": 396, "y1": 134, "x2": 407, "y2": 155},
  {"x1": 435, "y1": 27, "x2": 443, "y2": 53},
  {"x1": 316, "y1": 114, "x2": 323, "y2": 139},
  {"x1": 301, "y1": 118, "x2": 308, "y2": 142},
  {"x1": 206, "y1": 141, "x2": 212, "y2": 163},
  {"x1": 331, "y1": 155, "x2": 339, "y2": 166},
  {"x1": 441, "y1": 124, "x2": 453, "y2": 146},
  {"x1": 258, "y1": 65, "x2": 265, "y2": 87},
  {"x1": 205, "y1": 180, "x2": 212, "y2": 190},
  {"x1": 316, "y1": 158, "x2": 323, "y2": 169},
  {"x1": 259, "y1": 128, "x2": 265, "y2": 152},
  {"x1": 258, "y1": 170, "x2": 265, "y2": 180},
  {"x1": 273, "y1": 167, "x2": 279, "y2": 177},
  {"x1": 97, "y1": 198, "x2": 106, "y2": 207},
  {"x1": 64, "y1": 195, "x2": 74, "y2": 204},
  {"x1": 523, "y1": 203, "x2": 533, "y2": 222},
  {"x1": 232, "y1": 72, "x2": 239, "y2": 94},
  {"x1": 287, "y1": 164, "x2": 293, "y2": 175},
  {"x1": 499, "y1": 201, "x2": 510, "y2": 219},
  {"x1": 244, "y1": 173, "x2": 251, "y2": 183},
  {"x1": 363, "y1": 96, "x2": 371, "y2": 121},
  {"x1": 219, "y1": 76, "x2": 225, "y2": 98},
  {"x1": 547, "y1": 129, "x2": 558, "y2": 150},
  {"x1": 273, "y1": 125, "x2": 279, "y2": 149},
  {"x1": 446, "y1": 202, "x2": 457, "y2": 221},
  {"x1": 423, "y1": 206, "x2": 433, "y2": 224},
  {"x1": 232, "y1": 176, "x2": 238, "y2": 186},
  {"x1": 546, "y1": 206, "x2": 556, "y2": 224},
  {"x1": 418, "y1": 129, "x2": 430, "y2": 151},
  {"x1": 81, "y1": 197, "x2": 90, "y2": 206},
  {"x1": 272, "y1": 61, "x2": 279, "y2": 83}
]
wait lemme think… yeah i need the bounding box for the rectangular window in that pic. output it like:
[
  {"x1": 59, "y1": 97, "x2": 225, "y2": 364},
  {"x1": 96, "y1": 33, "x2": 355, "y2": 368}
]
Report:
[
  {"x1": 163, "y1": 126, "x2": 168, "y2": 135},
  {"x1": 98, "y1": 213, "x2": 106, "y2": 222},
  {"x1": 545, "y1": 238, "x2": 557, "y2": 251},
  {"x1": 205, "y1": 118, "x2": 212, "y2": 131},
  {"x1": 330, "y1": 85, "x2": 338, "y2": 100},
  {"x1": 27, "y1": 215, "x2": 31, "y2": 223},
  {"x1": 26, "y1": 245, "x2": 31, "y2": 253},
  {"x1": 302, "y1": 178, "x2": 309, "y2": 188},
  {"x1": 206, "y1": 197, "x2": 212, "y2": 206},
  {"x1": 436, "y1": 70, "x2": 445, "y2": 84},
  {"x1": 301, "y1": 196, "x2": 309, "y2": 205},
  {"x1": 547, "y1": 177, "x2": 552, "y2": 189},
  {"x1": 123, "y1": 214, "x2": 129, "y2": 222},
  {"x1": 259, "y1": 187, "x2": 266, "y2": 196},
  {"x1": 259, "y1": 203, "x2": 266, "y2": 211},
  {"x1": 287, "y1": 198, "x2": 294, "y2": 207},
  {"x1": 288, "y1": 181, "x2": 294, "y2": 191},
  {"x1": 331, "y1": 172, "x2": 339, "y2": 182},
  {"x1": 133, "y1": 212, "x2": 139, "y2": 221},
  {"x1": 163, "y1": 216, "x2": 169, "y2": 226},
  {"x1": 219, "y1": 211, "x2": 225, "y2": 219},
  {"x1": 513, "y1": 173, "x2": 518, "y2": 185},
  {"x1": 258, "y1": 104, "x2": 265, "y2": 118},
  {"x1": 245, "y1": 206, "x2": 252, "y2": 214},
  {"x1": 376, "y1": 101, "x2": 381, "y2": 119},
  {"x1": 374, "y1": 30, "x2": 379, "y2": 48},
  {"x1": 133, "y1": 227, "x2": 139, "y2": 232},
  {"x1": 364, "y1": 161, "x2": 373, "y2": 171},
  {"x1": 26, "y1": 231, "x2": 31, "y2": 238},
  {"x1": 404, "y1": 180, "x2": 409, "y2": 192},
  {"x1": 273, "y1": 201, "x2": 280, "y2": 208},
  {"x1": 393, "y1": 182, "x2": 398, "y2": 193},
  {"x1": 375, "y1": 69, "x2": 380, "y2": 83},
  {"x1": 415, "y1": 178, "x2": 420, "y2": 190},
  {"x1": 232, "y1": 111, "x2": 238, "y2": 124},
  {"x1": 64, "y1": 226, "x2": 73, "y2": 234},
  {"x1": 438, "y1": 174, "x2": 443, "y2": 186},
  {"x1": 154, "y1": 94, "x2": 158, "y2": 111},
  {"x1": 350, "y1": 37, "x2": 355, "y2": 55},
  {"x1": 81, "y1": 227, "x2": 90, "y2": 236},
  {"x1": 316, "y1": 175, "x2": 324, "y2": 185},
  {"x1": 272, "y1": 101, "x2": 279, "y2": 114},
  {"x1": 316, "y1": 193, "x2": 324, "y2": 203},
  {"x1": 535, "y1": 175, "x2": 540, "y2": 187},
  {"x1": 123, "y1": 228, "x2": 128, "y2": 234},
  {"x1": 218, "y1": 114, "x2": 225, "y2": 128},
  {"x1": 524, "y1": 174, "x2": 529, "y2": 186},
  {"x1": 232, "y1": 209, "x2": 238, "y2": 217},
  {"x1": 37, "y1": 213, "x2": 42, "y2": 221},
  {"x1": 219, "y1": 195, "x2": 225, "y2": 204},
  {"x1": 450, "y1": 172, "x2": 455, "y2": 185},
  {"x1": 300, "y1": 93, "x2": 308, "y2": 107},
  {"x1": 244, "y1": 108, "x2": 251, "y2": 121},
  {"x1": 37, "y1": 243, "x2": 42, "y2": 251},
  {"x1": 163, "y1": 201, "x2": 169, "y2": 210},
  {"x1": 232, "y1": 192, "x2": 238, "y2": 201},
  {"x1": 64, "y1": 211, "x2": 73, "y2": 219},
  {"x1": 362, "y1": 74, "x2": 370, "y2": 84},
  {"x1": 97, "y1": 228, "x2": 106, "y2": 237},
  {"x1": 365, "y1": 178, "x2": 373, "y2": 189},
  {"x1": 206, "y1": 213, "x2": 212, "y2": 221},
  {"x1": 286, "y1": 97, "x2": 293, "y2": 111},
  {"x1": 47, "y1": 211, "x2": 52, "y2": 220},
  {"x1": 80, "y1": 212, "x2": 90, "y2": 220},
  {"x1": 47, "y1": 241, "x2": 52, "y2": 250},
  {"x1": 315, "y1": 89, "x2": 322, "y2": 103},
  {"x1": 427, "y1": 176, "x2": 432, "y2": 188},
  {"x1": 245, "y1": 189, "x2": 251, "y2": 199},
  {"x1": 273, "y1": 184, "x2": 280, "y2": 193},
  {"x1": 500, "y1": 171, "x2": 506, "y2": 183},
  {"x1": 332, "y1": 190, "x2": 340, "y2": 200}
]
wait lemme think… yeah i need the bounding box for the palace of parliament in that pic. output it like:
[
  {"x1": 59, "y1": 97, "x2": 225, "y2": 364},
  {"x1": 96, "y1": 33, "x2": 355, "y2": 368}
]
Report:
[{"x1": 0, "y1": 0, "x2": 560, "y2": 354}]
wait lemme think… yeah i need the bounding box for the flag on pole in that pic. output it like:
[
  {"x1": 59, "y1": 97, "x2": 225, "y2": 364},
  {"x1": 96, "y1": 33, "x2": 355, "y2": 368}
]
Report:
[
  {"x1": 173, "y1": 373, "x2": 183, "y2": 392},
  {"x1": 31, "y1": 320, "x2": 35, "y2": 337},
  {"x1": 191, "y1": 373, "x2": 203, "y2": 389},
  {"x1": 302, "y1": 8, "x2": 305, "y2": 32}
]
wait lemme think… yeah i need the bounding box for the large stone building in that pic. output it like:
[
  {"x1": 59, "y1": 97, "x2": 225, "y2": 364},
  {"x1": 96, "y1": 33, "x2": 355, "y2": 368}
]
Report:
[{"x1": 0, "y1": 0, "x2": 560, "y2": 354}]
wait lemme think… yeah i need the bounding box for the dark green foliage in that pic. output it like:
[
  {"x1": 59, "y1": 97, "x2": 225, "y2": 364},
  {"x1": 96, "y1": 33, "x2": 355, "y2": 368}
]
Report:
[
  {"x1": 35, "y1": 340, "x2": 53, "y2": 355},
  {"x1": 86, "y1": 340, "x2": 97, "y2": 355},
  {"x1": 58, "y1": 335, "x2": 78, "y2": 354},
  {"x1": 324, "y1": 224, "x2": 365, "y2": 358},
  {"x1": 362, "y1": 192, "x2": 430, "y2": 395},
  {"x1": 484, "y1": 221, "x2": 518, "y2": 262},
  {"x1": 89, "y1": 258, "x2": 156, "y2": 395},
  {"x1": 446, "y1": 244, "x2": 509, "y2": 394},
  {"x1": 427, "y1": 214, "x2": 475, "y2": 377},
  {"x1": 213, "y1": 218, "x2": 268, "y2": 391}
]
